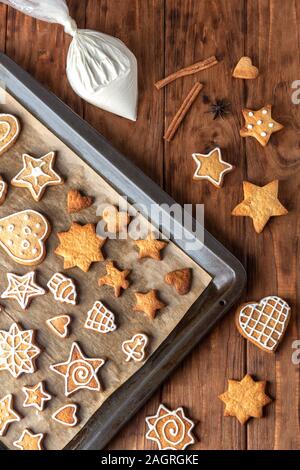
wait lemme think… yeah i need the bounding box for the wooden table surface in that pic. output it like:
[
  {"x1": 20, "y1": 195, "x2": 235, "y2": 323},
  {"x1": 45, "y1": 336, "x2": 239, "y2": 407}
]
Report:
[{"x1": 1, "y1": 0, "x2": 299, "y2": 450}]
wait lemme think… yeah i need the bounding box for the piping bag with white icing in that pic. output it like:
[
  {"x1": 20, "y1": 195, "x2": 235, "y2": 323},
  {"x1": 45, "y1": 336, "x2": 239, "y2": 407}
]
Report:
[{"x1": 1, "y1": 0, "x2": 138, "y2": 121}]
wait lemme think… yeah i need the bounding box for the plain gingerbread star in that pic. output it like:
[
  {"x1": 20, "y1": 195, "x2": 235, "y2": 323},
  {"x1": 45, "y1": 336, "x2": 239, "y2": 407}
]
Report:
[
  {"x1": 134, "y1": 234, "x2": 168, "y2": 260},
  {"x1": 11, "y1": 151, "x2": 63, "y2": 201},
  {"x1": 192, "y1": 147, "x2": 233, "y2": 187},
  {"x1": 240, "y1": 104, "x2": 283, "y2": 146},
  {"x1": 22, "y1": 382, "x2": 52, "y2": 412},
  {"x1": 133, "y1": 289, "x2": 166, "y2": 319},
  {"x1": 219, "y1": 374, "x2": 272, "y2": 425},
  {"x1": 13, "y1": 429, "x2": 44, "y2": 450},
  {"x1": 0, "y1": 394, "x2": 20, "y2": 437},
  {"x1": 55, "y1": 222, "x2": 106, "y2": 272},
  {"x1": 98, "y1": 260, "x2": 130, "y2": 297},
  {"x1": 232, "y1": 180, "x2": 288, "y2": 233}
]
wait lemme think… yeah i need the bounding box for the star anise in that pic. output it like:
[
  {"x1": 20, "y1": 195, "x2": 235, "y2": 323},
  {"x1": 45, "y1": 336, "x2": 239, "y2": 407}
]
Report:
[{"x1": 208, "y1": 99, "x2": 231, "y2": 120}]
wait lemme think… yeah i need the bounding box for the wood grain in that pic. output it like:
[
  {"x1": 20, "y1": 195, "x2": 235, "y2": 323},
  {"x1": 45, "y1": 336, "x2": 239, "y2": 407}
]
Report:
[{"x1": 2, "y1": 0, "x2": 300, "y2": 450}]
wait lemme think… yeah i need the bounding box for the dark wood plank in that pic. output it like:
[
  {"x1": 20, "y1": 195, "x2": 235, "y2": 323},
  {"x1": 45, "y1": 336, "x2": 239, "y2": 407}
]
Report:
[
  {"x1": 245, "y1": 0, "x2": 300, "y2": 450},
  {"x1": 162, "y1": 0, "x2": 247, "y2": 450},
  {"x1": 0, "y1": 4, "x2": 7, "y2": 53}
]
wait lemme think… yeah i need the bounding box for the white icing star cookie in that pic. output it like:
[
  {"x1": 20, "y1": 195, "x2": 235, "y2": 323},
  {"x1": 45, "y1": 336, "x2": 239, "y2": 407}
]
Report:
[
  {"x1": 192, "y1": 147, "x2": 233, "y2": 187},
  {"x1": 13, "y1": 429, "x2": 44, "y2": 450},
  {"x1": 22, "y1": 382, "x2": 52, "y2": 411},
  {"x1": 0, "y1": 394, "x2": 21, "y2": 436},
  {"x1": 1, "y1": 271, "x2": 45, "y2": 310},
  {"x1": 11, "y1": 151, "x2": 63, "y2": 201}
]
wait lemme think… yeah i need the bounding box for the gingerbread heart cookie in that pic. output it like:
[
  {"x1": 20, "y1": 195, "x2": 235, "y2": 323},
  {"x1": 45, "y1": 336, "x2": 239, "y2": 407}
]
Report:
[
  {"x1": 236, "y1": 296, "x2": 291, "y2": 353},
  {"x1": 233, "y1": 56, "x2": 259, "y2": 79},
  {"x1": 164, "y1": 268, "x2": 192, "y2": 295},
  {"x1": 0, "y1": 114, "x2": 20, "y2": 157},
  {"x1": 0, "y1": 210, "x2": 51, "y2": 266}
]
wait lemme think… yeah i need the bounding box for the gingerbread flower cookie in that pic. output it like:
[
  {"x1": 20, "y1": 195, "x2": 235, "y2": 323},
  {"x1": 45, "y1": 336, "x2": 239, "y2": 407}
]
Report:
[
  {"x1": 85, "y1": 301, "x2": 117, "y2": 334},
  {"x1": 0, "y1": 114, "x2": 20, "y2": 157},
  {"x1": 1, "y1": 271, "x2": 45, "y2": 310},
  {"x1": 232, "y1": 180, "x2": 288, "y2": 233},
  {"x1": 47, "y1": 272, "x2": 77, "y2": 305},
  {"x1": 50, "y1": 342, "x2": 105, "y2": 397},
  {"x1": 236, "y1": 296, "x2": 291, "y2": 353},
  {"x1": 122, "y1": 333, "x2": 148, "y2": 362},
  {"x1": 146, "y1": 404, "x2": 196, "y2": 450},
  {"x1": 0, "y1": 323, "x2": 40, "y2": 378},
  {"x1": 11, "y1": 151, "x2": 63, "y2": 201},
  {"x1": 134, "y1": 234, "x2": 168, "y2": 260},
  {"x1": 219, "y1": 374, "x2": 272, "y2": 425},
  {"x1": 0, "y1": 394, "x2": 21, "y2": 436},
  {"x1": 240, "y1": 105, "x2": 283, "y2": 146},
  {"x1": 47, "y1": 315, "x2": 71, "y2": 339},
  {"x1": 55, "y1": 222, "x2": 106, "y2": 272},
  {"x1": 22, "y1": 382, "x2": 51, "y2": 411},
  {"x1": 133, "y1": 290, "x2": 165, "y2": 319},
  {"x1": 98, "y1": 261, "x2": 130, "y2": 297},
  {"x1": 14, "y1": 429, "x2": 44, "y2": 450},
  {"x1": 0, "y1": 209, "x2": 51, "y2": 266},
  {"x1": 67, "y1": 189, "x2": 93, "y2": 214},
  {"x1": 0, "y1": 176, "x2": 8, "y2": 206},
  {"x1": 192, "y1": 148, "x2": 233, "y2": 188},
  {"x1": 52, "y1": 404, "x2": 78, "y2": 427}
]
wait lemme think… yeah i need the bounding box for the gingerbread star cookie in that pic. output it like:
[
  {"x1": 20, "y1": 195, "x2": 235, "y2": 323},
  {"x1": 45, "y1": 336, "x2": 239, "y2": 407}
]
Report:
[
  {"x1": 240, "y1": 105, "x2": 283, "y2": 146},
  {"x1": 1, "y1": 271, "x2": 45, "y2": 310},
  {"x1": 0, "y1": 323, "x2": 40, "y2": 378},
  {"x1": 0, "y1": 114, "x2": 20, "y2": 157},
  {"x1": 22, "y1": 382, "x2": 51, "y2": 411},
  {"x1": 67, "y1": 189, "x2": 93, "y2": 214},
  {"x1": 146, "y1": 404, "x2": 195, "y2": 450},
  {"x1": 11, "y1": 151, "x2": 63, "y2": 201},
  {"x1": 133, "y1": 289, "x2": 165, "y2": 319},
  {"x1": 232, "y1": 180, "x2": 288, "y2": 233},
  {"x1": 164, "y1": 268, "x2": 192, "y2": 295},
  {"x1": 0, "y1": 394, "x2": 21, "y2": 436},
  {"x1": 55, "y1": 222, "x2": 106, "y2": 272},
  {"x1": 98, "y1": 261, "x2": 130, "y2": 297},
  {"x1": 134, "y1": 234, "x2": 168, "y2": 260},
  {"x1": 219, "y1": 374, "x2": 272, "y2": 424},
  {"x1": 50, "y1": 342, "x2": 105, "y2": 397},
  {"x1": 14, "y1": 429, "x2": 44, "y2": 450},
  {"x1": 0, "y1": 176, "x2": 8, "y2": 205},
  {"x1": 102, "y1": 206, "x2": 130, "y2": 233},
  {"x1": 192, "y1": 147, "x2": 233, "y2": 187}
]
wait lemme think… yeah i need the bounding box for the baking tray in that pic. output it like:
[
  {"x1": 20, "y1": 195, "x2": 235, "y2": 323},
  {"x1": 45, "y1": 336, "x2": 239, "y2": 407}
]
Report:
[{"x1": 0, "y1": 53, "x2": 246, "y2": 450}]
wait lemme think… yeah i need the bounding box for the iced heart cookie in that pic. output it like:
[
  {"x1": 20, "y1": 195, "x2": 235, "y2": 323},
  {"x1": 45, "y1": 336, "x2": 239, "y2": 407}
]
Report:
[
  {"x1": 0, "y1": 394, "x2": 21, "y2": 436},
  {"x1": 47, "y1": 315, "x2": 71, "y2": 339},
  {"x1": 146, "y1": 404, "x2": 196, "y2": 450},
  {"x1": 0, "y1": 176, "x2": 8, "y2": 205},
  {"x1": 240, "y1": 105, "x2": 283, "y2": 146},
  {"x1": 164, "y1": 268, "x2": 192, "y2": 295},
  {"x1": 236, "y1": 296, "x2": 291, "y2": 353},
  {"x1": 52, "y1": 404, "x2": 78, "y2": 427},
  {"x1": 233, "y1": 56, "x2": 259, "y2": 79},
  {"x1": 0, "y1": 114, "x2": 20, "y2": 157},
  {"x1": 122, "y1": 333, "x2": 148, "y2": 362},
  {"x1": 11, "y1": 151, "x2": 63, "y2": 201},
  {"x1": 0, "y1": 209, "x2": 51, "y2": 266}
]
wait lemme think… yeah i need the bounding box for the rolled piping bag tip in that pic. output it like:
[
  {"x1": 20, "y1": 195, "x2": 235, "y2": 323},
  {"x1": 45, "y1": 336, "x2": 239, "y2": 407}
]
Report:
[{"x1": 1, "y1": 0, "x2": 138, "y2": 121}]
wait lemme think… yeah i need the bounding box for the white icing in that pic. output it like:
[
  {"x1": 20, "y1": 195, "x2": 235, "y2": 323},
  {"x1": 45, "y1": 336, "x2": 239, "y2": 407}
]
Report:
[
  {"x1": 0, "y1": 114, "x2": 20, "y2": 155},
  {"x1": 8, "y1": 240, "x2": 13, "y2": 246},
  {"x1": 248, "y1": 111, "x2": 254, "y2": 117},
  {"x1": 269, "y1": 122, "x2": 274, "y2": 128},
  {"x1": 247, "y1": 124, "x2": 253, "y2": 130},
  {"x1": 52, "y1": 404, "x2": 78, "y2": 427},
  {"x1": 85, "y1": 301, "x2": 116, "y2": 334},
  {"x1": 22, "y1": 382, "x2": 51, "y2": 412},
  {"x1": 1, "y1": 271, "x2": 45, "y2": 310},
  {"x1": 122, "y1": 333, "x2": 148, "y2": 362},
  {"x1": 47, "y1": 273, "x2": 77, "y2": 305},
  {"x1": 8, "y1": 224, "x2": 14, "y2": 232},
  {"x1": 261, "y1": 131, "x2": 267, "y2": 137},
  {"x1": 262, "y1": 109, "x2": 268, "y2": 114},
  {"x1": 21, "y1": 240, "x2": 30, "y2": 249},
  {"x1": 257, "y1": 119, "x2": 263, "y2": 125},
  {"x1": 23, "y1": 226, "x2": 32, "y2": 235},
  {"x1": 192, "y1": 148, "x2": 233, "y2": 187}
]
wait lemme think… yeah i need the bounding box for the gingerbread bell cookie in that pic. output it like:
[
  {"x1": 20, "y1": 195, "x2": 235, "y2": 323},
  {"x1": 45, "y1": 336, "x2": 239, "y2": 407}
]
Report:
[
  {"x1": 85, "y1": 301, "x2": 117, "y2": 334},
  {"x1": 0, "y1": 394, "x2": 21, "y2": 436},
  {"x1": 236, "y1": 296, "x2": 291, "y2": 353},
  {"x1": 55, "y1": 222, "x2": 106, "y2": 272},
  {"x1": 14, "y1": 429, "x2": 44, "y2": 450},
  {"x1": 0, "y1": 209, "x2": 51, "y2": 266},
  {"x1": 0, "y1": 113, "x2": 20, "y2": 157},
  {"x1": 192, "y1": 147, "x2": 233, "y2": 188},
  {"x1": 22, "y1": 382, "x2": 51, "y2": 411},
  {"x1": 164, "y1": 268, "x2": 192, "y2": 295},
  {"x1": 11, "y1": 151, "x2": 63, "y2": 201},
  {"x1": 146, "y1": 404, "x2": 196, "y2": 450},
  {"x1": 52, "y1": 404, "x2": 78, "y2": 427},
  {"x1": 134, "y1": 234, "x2": 168, "y2": 260},
  {"x1": 219, "y1": 374, "x2": 272, "y2": 425},
  {"x1": 233, "y1": 56, "x2": 259, "y2": 79},
  {"x1": 240, "y1": 105, "x2": 283, "y2": 146},
  {"x1": 67, "y1": 189, "x2": 93, "y2": 214},
  {"x1": 133, "y1": 289, "x2": 165, "y2": 319},
  {"x1": 0, "y1": 176, "x2": 8, "y2": 206},
  {"x1": 1, "y1": 271, "x2": 45, "y2": 310},
  {"x1": 232, "y1": 180, "x2": 288, "y2": 233},
  {"x1": 98, "y1": 261, "x2": 130, "y2": 297}
]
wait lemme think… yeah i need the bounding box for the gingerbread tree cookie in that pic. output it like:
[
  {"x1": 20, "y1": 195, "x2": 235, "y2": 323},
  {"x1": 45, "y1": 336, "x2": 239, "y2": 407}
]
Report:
[
  {"x1": 133, "y1": 289, "x2": 165, "y2": 319},
  {"x1": 219, "y1": 374, "x2": 272, "y2": 424},
  {"x1": 240, "y1": 105, "x2": 283, "y2": 146},
  {"x1": 55, "y1": 222, "x2": 106, "y2": 272},
  {"x1": 98, "y1": 261, "x2": 130, "y2": 297},
  {"x1": 134, "y1": 234, "x2": 168, "y2": 260},
  {"x1": 232, "y1": 180, "x2": 288, "y2": 233}
]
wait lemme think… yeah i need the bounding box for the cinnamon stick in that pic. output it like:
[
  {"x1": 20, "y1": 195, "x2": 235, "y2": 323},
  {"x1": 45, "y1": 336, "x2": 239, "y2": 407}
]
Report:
[
  {"x1": 155, "y1": 56, "x2": 219, "y2": 90},
  {"x1": 164, "y1": 82, "x2": 203, "y2": 142}
]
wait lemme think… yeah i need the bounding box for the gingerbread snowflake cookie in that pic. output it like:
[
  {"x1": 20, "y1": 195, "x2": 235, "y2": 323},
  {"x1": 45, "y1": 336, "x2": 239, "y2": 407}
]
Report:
[
  {"x1": 192, "y1": 147, "x2": 233, "y2": 187},
  {"x1": 11, "y1": 151, "x2": 63, "y2": 201},
  {"x1": 0, "y1": 323, "x2": 40, "y2": 378},
  {"x1": 146, "y1": 404, "x2": 196, "y2": 450},
  {"x1": 240, "y1": 105, "x2": 283, "y2": 146},
  {"x1": 23, "y1": 382, "x2": 51, "y2": 411},
  {"x1": 14, "y1": 429, "x2": 44, "y2": 450},
  {"x1": 0, "y1": 113, "x2": 20, "y2": 157},
  {"x1": 0, "y1": 394, "x2": 21, "y2": 436},
  {"x1": 1, "y1": 271, "x2": 45, "y2": 310},
  {"x1": 55, "y1": 222, "x2": 106, "y2": 272},
  {"x1": 50, "y1": 342, "x2": 105, "y2": 397},
  {"x1": 98, "y1": 261, "x2": 130, "y2": 297},
  {"x1": 0, "y1": 209, "x2": 51, "y2": 266}
]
